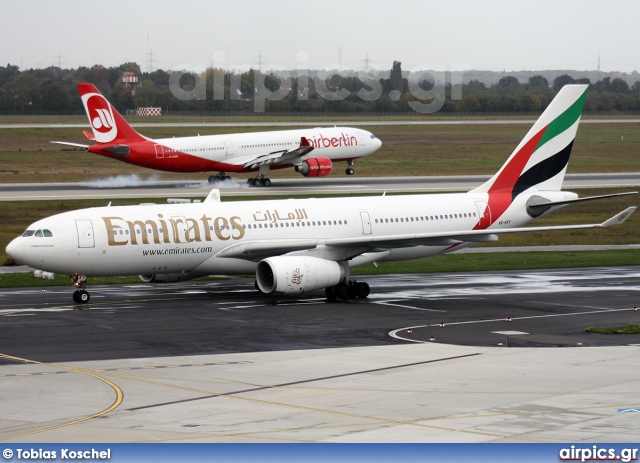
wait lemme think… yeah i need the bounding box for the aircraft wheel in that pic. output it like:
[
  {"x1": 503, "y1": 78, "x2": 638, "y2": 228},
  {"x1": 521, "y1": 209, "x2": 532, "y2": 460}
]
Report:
[
  {"x1": 247, "y1": 178, "x2": 256, "y2": 186},
  {"x1": 334, "y1": 283, "x2": 350, "y2": 299},
  {"x1": 354, "y1": 282, "x2": 370, "y2": 299},
  {"x1": 263, "y1": 178, "x2": 272, "y2": 187},
  {"x1": 346, "y1": 168, "x2": 355, "y2": 175},
  {"x1": 208, "y1": 175, "x2": 217, "y2": 184},
  {"x1": 324, "y1": 286, "x2": 337, "y2": 300},
  {"x1": 72, "y1": 290, "x2": 80, "y2": 303},
  {"x1": 78, "y1": 290, "x2": 90, "y2": 303}
]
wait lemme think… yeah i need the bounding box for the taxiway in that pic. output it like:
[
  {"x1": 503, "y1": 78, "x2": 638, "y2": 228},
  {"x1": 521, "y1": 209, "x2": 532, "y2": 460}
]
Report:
[
  {"x1": 1, "y1": 172, "x2": 639, "y2": 201},
  {"x1": 0, "y1": 267, "x2": 639, "y2": 442}
]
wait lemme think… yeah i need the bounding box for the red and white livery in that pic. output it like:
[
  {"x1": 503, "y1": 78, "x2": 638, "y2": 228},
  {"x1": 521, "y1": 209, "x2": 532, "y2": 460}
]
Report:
[{"x1": 53, "y1": 83, "x2": 382, "y2": 186}]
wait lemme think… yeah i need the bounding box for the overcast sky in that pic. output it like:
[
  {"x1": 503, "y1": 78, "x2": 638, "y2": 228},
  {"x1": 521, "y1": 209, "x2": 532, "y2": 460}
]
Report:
[{"x1": 4, "y1": 0, "x2": 639, "y2": 73}]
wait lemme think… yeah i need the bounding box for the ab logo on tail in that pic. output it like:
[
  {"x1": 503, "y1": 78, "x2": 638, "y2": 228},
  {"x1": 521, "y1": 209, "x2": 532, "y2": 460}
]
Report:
[{"x1": 81, "y1": 92, "x2": 118, "y2": 143}]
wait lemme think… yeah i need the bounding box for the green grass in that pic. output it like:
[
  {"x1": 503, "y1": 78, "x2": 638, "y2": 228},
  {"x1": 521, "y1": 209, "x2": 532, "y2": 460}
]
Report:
[
  {"x1": 585, "y1": 324, "x2": 640, "y2": 334},
  {"x1": 0, "y1": 272, "x2": 227, "y2": 288},
  {"x1": 0, "y1": 119, "x2": 638, "y2": 183}
]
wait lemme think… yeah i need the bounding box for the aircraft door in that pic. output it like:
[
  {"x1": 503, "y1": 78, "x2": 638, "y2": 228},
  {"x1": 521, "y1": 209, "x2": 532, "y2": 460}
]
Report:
[
  {"x1": 474, "y1": 201, "x2": 492, "y2": 229},
  {"x1": 154, "y1": 144, "x2": 165, "y2": 159},
  {"x1": 360, "y1": 211, "x2": 372, "y2": 235},
  {"x1": 225, "y1": 141, "x2": 234, "y2": 156},
  {"x1": 171, "y1": 216, "x2": 188, "y2": 243},
  {"x1": 76, "y1": 219, "x2": 95, "y2": 248}
]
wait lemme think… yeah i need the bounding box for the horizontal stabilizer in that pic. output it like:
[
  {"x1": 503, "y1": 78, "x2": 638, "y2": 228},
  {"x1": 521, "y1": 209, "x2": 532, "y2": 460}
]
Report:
[
  {"x1": 82, "y1": 130, "x2": 95, "y2": 141},
  {"x1": 598, "y1": 207, "x2": 636, "y2": 228},
  {"x1": 528, "y1": 191, "x2": 638, "y2": 210},
  {"x1": 50, "y1": 141, "x2": 89, "y2": 149}
]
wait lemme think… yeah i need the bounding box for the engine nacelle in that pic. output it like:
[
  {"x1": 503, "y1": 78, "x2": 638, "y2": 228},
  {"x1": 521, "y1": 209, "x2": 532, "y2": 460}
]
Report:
[
  {"x1": 256, "y1": 256, "x2": 346, "y2": 295},
  {"x1": 295, "y1": 157, "x2": 332, "y2": 177},
  {"x1": 139, "y1": 272, "x2": 207, "y2": 283}
]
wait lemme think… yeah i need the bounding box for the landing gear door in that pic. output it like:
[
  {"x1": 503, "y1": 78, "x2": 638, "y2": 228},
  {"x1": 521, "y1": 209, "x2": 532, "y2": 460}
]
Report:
[
  {"x1": 171, "y1": 216, "x2": 188, "y2": 243},
  {"x1": 360, "y1": 211, "x2": 372, "y2": 235},
  {"x1": 76, "y1": 219, "x2": 95, "y2": 248}
]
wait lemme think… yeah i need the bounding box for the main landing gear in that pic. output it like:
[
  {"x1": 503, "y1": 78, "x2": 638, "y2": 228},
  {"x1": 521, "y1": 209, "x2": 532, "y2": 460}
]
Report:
[
  {"x1": 325, "y1": 280, "x2": 370, "y2": 300},
  {"x1": 71, "y1": 273, "x2": 90, "y2": 304},
  {"x1": 208, "y1": 172, "x2": 231, "y2": 183},
  {"x1": 346, "y1": 160, "x2": 355, "y2": 176},
  {"x1": 247, "y1": 165, "x2": 272, "y2": 187},
  {"x1": 247, "y1": 176, "x2": 272, "y2": 187}
]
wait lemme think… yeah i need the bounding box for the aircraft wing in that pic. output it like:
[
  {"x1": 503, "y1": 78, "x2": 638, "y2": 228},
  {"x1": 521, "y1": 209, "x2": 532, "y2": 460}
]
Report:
[
  {"x1": 240, "y1": 136, "x2": 314, "y2": 168},
  {"x1": 217, "y1": 207, "x2": 637, "y2": 261}
]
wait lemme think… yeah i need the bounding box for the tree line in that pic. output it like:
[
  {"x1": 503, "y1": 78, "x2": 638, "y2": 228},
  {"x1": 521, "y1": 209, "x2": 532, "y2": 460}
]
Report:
[{"x1": 1, "y1": 61, "x2": 640, "y2": 115}]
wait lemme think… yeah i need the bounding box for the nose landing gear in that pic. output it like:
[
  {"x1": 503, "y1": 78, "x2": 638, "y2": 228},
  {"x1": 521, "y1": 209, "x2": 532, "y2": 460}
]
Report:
[
  {"x1": 346, "y1": 160, "x2": 355, "y2": 176},
  {"x1": 71, "y1": 273, "x2": 90, "y2": 304}
]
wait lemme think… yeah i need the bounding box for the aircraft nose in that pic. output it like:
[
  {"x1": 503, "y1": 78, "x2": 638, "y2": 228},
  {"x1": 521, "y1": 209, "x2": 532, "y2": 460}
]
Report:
[
  {"x1": 371, "y1": 134, "x2": 382, "y2": 150},
  {"x1": 6, "y1": 237, "x2": 24, "y2": 263}
]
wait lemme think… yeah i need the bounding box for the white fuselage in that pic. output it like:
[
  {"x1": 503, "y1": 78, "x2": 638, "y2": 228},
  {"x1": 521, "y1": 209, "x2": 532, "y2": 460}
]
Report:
[
  {"x1": 155, "y1": 127, "x2": 376, "y2": 166},
  {"x1": 7, "y1": 190, "x2": 565, "y2": 277}
]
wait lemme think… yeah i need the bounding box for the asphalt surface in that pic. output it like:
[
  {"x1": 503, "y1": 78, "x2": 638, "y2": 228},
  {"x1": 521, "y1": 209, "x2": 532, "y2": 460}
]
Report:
[
  {"x1": 1, "y1": 267, "x2": 639, "y2": 365},
  {"x1": 1, "y1": 172, "x2": 639, "y2": 201}
]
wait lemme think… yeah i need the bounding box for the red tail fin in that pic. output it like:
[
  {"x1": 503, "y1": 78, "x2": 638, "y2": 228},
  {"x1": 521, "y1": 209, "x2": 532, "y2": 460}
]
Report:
[{"x1": 77, "y1": 83, "x2": 146, "y2": 144}]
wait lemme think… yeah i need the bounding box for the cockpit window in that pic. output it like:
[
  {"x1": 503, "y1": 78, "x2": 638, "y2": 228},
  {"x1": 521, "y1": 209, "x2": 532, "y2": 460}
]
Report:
[{"x1": 25, "y1": 229, "x2": 53, "y2": 238}]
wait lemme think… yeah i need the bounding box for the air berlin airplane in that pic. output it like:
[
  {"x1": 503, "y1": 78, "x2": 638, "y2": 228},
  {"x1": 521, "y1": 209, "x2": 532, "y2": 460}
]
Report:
[
  {"x1": 11, "y1": 85, "x2": 636, "y2": 303},
  {"x1": 52, "y1": 83, "x2": 382, "y2": 186}
]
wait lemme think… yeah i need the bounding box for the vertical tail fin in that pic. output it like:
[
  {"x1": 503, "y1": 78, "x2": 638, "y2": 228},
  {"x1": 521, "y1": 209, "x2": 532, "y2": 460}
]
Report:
[
  {"x1": 471, "y1": 84, "x2": 589, "y2": 197},
  {"x1": 77, "y1": 83, "x2": 147, "y2": 144}
]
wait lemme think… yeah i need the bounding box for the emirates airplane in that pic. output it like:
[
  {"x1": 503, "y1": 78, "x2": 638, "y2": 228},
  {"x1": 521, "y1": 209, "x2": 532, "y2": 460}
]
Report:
[
  {"x1": 52, "y1": 83, "x2": 382, "y2": 186},
  {"x1": 10, "y1": 85, "x2": 636, "y2": 303}
]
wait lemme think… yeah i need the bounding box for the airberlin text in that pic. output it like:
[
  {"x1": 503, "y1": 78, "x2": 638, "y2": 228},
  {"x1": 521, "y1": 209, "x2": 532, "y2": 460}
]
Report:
[
  {"x1": 102, "y1": 214, "x2": 245, "y2": 247},
  {"x1": 13, "y1": 448, "x2": 111, "y2": 459},
  {"x1": 309, "y1": 133, "x2": 357, "y2": 149}
]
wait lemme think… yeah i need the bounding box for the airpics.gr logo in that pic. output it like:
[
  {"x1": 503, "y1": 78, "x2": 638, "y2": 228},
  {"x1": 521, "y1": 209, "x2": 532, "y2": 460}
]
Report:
[{"x1": 82, "y1": 92, "x2": 117, "y2": 143}]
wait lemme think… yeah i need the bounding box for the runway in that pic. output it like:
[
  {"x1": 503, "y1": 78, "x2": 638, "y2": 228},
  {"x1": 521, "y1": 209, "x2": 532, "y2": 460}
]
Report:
[
  {"x1": 1, "y1": 267, "x2": 639, "y2": 442},
  {"x1": 1, "y1": 172, "x2": 639, "y2": 201}
]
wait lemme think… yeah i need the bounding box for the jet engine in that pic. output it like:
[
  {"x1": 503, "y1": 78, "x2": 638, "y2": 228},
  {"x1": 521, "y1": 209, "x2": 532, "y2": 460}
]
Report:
[
  {"x1": 295, "y1": 157, "x2": 332, "y2": 177},
  {"x1": 256, "y1": 256, "x2": 346, "y2": 295},
  {"x1": 139, "y1": 272, "x2": 207, "y2": 283}
]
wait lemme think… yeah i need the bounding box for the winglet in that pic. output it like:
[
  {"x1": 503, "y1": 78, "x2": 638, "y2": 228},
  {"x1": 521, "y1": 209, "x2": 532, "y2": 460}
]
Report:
[
  {"x1": 300, "y1": 136, "x2": 311, "y2": 147},
  {"x1": 598, "y1": 207, "x2": 637, "y2": 228}
]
